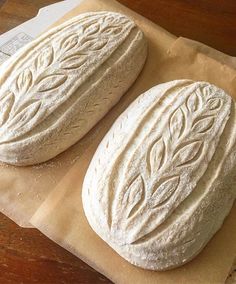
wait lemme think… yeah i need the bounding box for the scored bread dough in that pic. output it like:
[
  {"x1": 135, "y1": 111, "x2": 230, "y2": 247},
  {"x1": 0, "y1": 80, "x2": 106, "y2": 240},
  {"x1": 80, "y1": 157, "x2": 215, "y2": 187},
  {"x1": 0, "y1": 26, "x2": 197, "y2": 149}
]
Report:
[
  {"x1": 0, "y1": 11, "x2": 147, "y2": 166},
  {"x1": 82, "y1": 80, "x2": 236, "y2": 270}
]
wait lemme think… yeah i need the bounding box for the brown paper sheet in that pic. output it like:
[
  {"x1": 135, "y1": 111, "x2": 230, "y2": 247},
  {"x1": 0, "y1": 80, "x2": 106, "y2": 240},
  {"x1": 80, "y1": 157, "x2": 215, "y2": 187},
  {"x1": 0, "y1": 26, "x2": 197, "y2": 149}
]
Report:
[
  {"x1": 30, "y1": 0, "x2": 236, "y2": 283},
  {"x1": 0, "y1": 0, "x2": 178, "y2": 228},
  {"x1": 0, "y1": 143, "x2": 94, "y2": 227}
]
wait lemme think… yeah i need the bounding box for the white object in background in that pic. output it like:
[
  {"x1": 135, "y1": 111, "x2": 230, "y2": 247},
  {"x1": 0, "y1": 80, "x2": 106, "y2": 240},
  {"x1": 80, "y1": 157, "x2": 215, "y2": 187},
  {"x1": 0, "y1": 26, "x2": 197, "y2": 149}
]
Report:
[{"x1": 0, "y1": 0, "x2": 83, "y2": 64}]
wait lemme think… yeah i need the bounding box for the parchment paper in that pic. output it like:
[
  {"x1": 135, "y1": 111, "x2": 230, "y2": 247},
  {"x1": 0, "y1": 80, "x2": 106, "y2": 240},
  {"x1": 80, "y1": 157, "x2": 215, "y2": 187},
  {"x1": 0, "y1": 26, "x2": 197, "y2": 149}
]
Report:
[
  {"x1": 30, "y1": 0, "x2": 236, "y2": 283},
  {"x1": 0, "y1": 141, "x2": 95, "y2": 228},
  {"x1": 0, "y1": 0, "x2": 177, "y2": 228}
]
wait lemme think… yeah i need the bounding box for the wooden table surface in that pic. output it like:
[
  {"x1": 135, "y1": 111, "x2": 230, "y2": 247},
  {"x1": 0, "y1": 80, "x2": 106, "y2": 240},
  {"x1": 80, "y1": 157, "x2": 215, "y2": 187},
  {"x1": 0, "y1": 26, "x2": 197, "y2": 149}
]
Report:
[{"x1": 0, "y1": 0, "x2": 236, "y2": 283}]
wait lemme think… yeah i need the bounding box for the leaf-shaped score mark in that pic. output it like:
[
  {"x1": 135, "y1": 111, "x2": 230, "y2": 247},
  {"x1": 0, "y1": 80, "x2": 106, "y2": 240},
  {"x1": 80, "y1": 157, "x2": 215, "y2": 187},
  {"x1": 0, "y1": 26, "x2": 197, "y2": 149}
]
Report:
[
  {"x1": 37, "y1": 74, "x2": 67, "y2": 92},
  {"x1": 83, "y1": 22, "x2": 100, "y2": 36},
  {"x1": 101, "y1": 25, "x2": 122, "y2": 36},
  {"x1": 173, "y1": 140, "x2": 203, "y2": 168},
  {"x1": 147, "y1": 138, "x2": 166, "y2": 175},
  {"x1": 60, "y1": 34, "x2": 78, "y2": 52},
  {"x1": 16, "y1": 69, "x2": 33, "y2": 94},
  {"x1": 59, "y1": 54, "x2": 86, "y2": 70},
  {"x1": 12, "y1": 99, "x2": 38, "y2": 117},
  {"x1": 150, "y1": 176, "x2": 180, "y2": 208},
  {"x1": 7, "y1": 101, "x2": 41, "y2": 131},
  {"x1": 186, "y1": 92, "x2": 201, "y2": 112},
  {"x1": 104, "y1": 15, "x2": 118, "y2": 24},
  {"x1": 0, "y1": 91, "x2": 15, "y2": 126},
  {"x1": 123, "y1": 175, "x2": 144, "y2": 218},
  {"x1": 80, "y1": 38, "x2": 108, "y2": 52},
  {"x1": 104, "y1": 15, "x2": 128, "y2": 26},
  {"x1": 192, "y1": 116, "x2": 215, "y2": 134},
  {"x1": 207, "y1": 98, "x2": 222, "y2": 110},
  {"x1": 35, "y1": 46, "x2": 54, "y2": 71},
  {"x1": 169, "y1": 107, "x2": 185, "y2": 140}
]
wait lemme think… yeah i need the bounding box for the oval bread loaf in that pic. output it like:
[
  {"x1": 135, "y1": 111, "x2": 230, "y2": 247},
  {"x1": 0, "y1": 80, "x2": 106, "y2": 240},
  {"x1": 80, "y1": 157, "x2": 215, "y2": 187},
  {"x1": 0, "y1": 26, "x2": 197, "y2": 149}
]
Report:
[
  {"x1": 0, "y1": 12, "x2": 147, "y2": 165},
  {"x1": 82, "y1": 80, "x2": 236, "y2": 270}
]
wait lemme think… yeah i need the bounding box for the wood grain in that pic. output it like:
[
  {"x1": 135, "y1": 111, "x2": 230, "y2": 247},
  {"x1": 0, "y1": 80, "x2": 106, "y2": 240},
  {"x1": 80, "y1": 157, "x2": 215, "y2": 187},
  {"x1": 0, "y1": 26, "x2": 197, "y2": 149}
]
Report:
[
  {"x1": 0, "y1": 0, "x2": 58, "y2": 34},
  {"x1": 0, "y1": 213, "x2": 111, "y2": 283},
  {"x1": 118, "y1": 0, "x2": 236, "y2": 56},
  {"x1": 0, "y1": 1, "x2": 235, "y2": 283}
]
